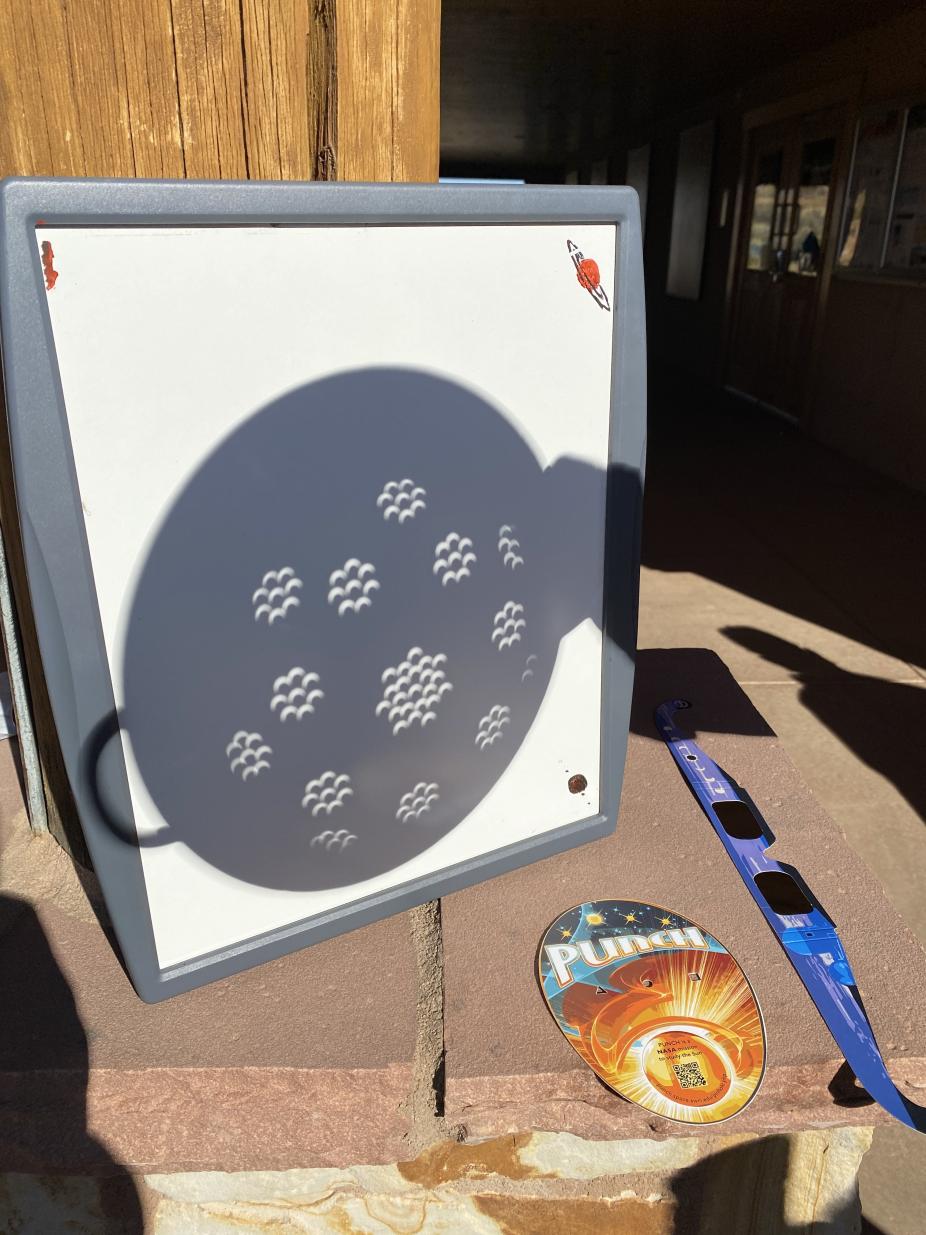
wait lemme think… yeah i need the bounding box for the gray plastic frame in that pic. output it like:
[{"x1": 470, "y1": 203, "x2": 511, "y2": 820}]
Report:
[{"x1": 0, "y1": 178, "x2": 646, "y2": 1002}]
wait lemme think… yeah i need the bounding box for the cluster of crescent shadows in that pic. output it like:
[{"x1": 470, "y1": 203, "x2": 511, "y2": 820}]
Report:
[
  {"x1": 226, "y1": 731, "x2": 272, "y2": 780},
  {"x1": 252, "y1": 567, "x2": 302, "y2": 624},
  {"x1": 302, "y1": 771, "x2": 355, "y2": 830},
  {"x1": 376, "y1": 647, "x2": 453, "y2": 735},
  {"x1": 328, "y1": 559, "x2": 380, "y2": 615},
  {"x1": 377, "y1": 478, "x2": 427, "y2": 523},
  {"x1": 475, "y1": 705, "x2": 511, "y2": 750},
  {"x1": 396, "y1": 781, "x2": 440, "y2": 823},
  {"x1": 492, "y1": 602, "x2": 526, "y2": 650},
  {"x1": 497, "y1": 525, "x2": 524, "y2": 570},
  {"x1": 229, "y1": 482, "x2": 535, "y2": 856},
  {"x1": 270, "y1": 668, "x2": 324, "y2": 721},
  {"x1": 433, "y1": 533, "x2": 476, "y2": 585}
]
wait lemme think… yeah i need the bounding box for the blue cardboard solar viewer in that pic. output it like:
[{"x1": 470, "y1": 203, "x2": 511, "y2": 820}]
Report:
[{"x1": 0, "y1": 178, "x2": 646, "y2": 1000}]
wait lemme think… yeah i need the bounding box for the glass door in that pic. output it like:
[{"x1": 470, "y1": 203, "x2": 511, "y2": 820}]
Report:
[
  {"x1": 727, "y1": 109, "x2": 841, "y2": 419},
  {"x1": 726, "y1": 124, "x2": 789, "y2": 407}
]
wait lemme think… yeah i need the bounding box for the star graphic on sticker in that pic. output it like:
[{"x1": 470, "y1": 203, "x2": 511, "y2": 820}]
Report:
[
  {"x1": 659, "y1": 916, "x2": 672, "y2": 927},
  {"x1": 623, "y1": 912, "x2": 637, "y2": 923},
  {"x1": 560, "y1": 928, "x2": 572, "y2": 938},
  {"x1": 586, "y1": 912, "x2": 605, "y2": 926}
]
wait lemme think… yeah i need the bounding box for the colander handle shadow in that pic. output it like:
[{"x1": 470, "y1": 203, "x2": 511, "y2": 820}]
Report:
[{"x1": 81, "y1": 708, "x2": 172, "y2": 848}]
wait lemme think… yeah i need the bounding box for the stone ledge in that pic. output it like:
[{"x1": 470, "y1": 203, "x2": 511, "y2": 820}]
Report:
[
  {"x1": 0, "y1": 1127, "x2": 876, "y2": 1234},
  {"x1": 0, "y1": 1065, "x2": 414, "y2": 1174},
  {"x1": 445, "y1": 1060, "x2": 926, "y2": 1143}
]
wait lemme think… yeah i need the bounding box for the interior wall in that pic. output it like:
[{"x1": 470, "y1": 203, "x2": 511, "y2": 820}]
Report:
[
  {"x1": 812, "y1": 279, "x2": 926, "y2": 489},
  {"x1": 632, "y1": 108, "x2": 742, "y2": 386},
  {"x1": 603, "y1": 6, "x2": 926, "y2": 491}
]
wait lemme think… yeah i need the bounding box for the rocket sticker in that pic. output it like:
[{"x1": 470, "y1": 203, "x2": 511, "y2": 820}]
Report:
[{"x1": 567, "y1": 239, "x2": 610, "y2": 311}]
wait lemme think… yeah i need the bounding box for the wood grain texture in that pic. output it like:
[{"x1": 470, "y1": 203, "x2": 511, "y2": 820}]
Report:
[
  {"x1": 0, "y1": 0, "x2": 340, "y2": 182},
  {"x1": 240, "y1": 0, "x2": 311, "y2": 180},
  {"x1": 111, "y1": 0, "x2": 187, "y2": 178},
  {"x1": 0, "y1": 0, "x2": 83, "y2": 176},
  {"x1": 338, "y1": 0, "x2": 440, "y2": 182},
  {"x1": 168, "y1": 0, "x2": 248, "y2": 178},
  {"x1": 0, "y1": 0, "x2": 184, "y2": 178},
  {"x1": 309, "y1": 0, "x2": 338, "y2": 180},
  {"x1": 0, "y1": 0, "x2": 439, "y2": 858}
]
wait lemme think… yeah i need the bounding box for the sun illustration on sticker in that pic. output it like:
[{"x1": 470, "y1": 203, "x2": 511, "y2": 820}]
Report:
[{"x1": 585, "y1": 911, "x2": 605, "y2": 926}]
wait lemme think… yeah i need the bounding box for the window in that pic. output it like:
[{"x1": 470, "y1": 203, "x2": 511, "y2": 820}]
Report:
[
  {"x1": 789, "y1": 137, "x2": 835, "y2": 276},
  {"x1": 886, "y1": 104, "x2": 926, "y2": 273},
  {"x1": 746, "y1": 150, "x2": 783, "y2": 272},
  {"x1": 838, "y1": 101, "x2": 926, "y2": 278}
]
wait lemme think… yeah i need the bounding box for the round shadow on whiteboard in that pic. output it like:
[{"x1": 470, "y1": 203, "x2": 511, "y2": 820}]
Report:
[{"x1": 122, "y1": 368, "x2": 610, "y2": 890}]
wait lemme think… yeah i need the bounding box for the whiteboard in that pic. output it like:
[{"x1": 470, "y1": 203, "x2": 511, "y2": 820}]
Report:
[{"x1": 0, "y1": 181, "x2": 646, "y2": 1000}]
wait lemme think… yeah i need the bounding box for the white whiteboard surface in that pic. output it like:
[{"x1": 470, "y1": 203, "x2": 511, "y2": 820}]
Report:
[{"x1": 39, "y1": 223, "x2": 616, "y2": 968}]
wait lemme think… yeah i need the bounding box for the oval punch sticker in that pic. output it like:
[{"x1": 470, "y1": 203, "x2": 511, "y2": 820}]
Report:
[{"x1": 538, "y1": 900, "x2": 766, "y2": 1124}]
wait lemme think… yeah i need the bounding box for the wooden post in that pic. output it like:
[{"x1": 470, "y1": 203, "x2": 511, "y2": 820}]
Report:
[
  {"x1": 0, "y1": 0, "x2": 441, "y2": 859},
  {"x1": 338, "y1": 0, "x2": 441, "y2": 182}
]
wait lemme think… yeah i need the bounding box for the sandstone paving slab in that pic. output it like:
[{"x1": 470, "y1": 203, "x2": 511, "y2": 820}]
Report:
[
  {"x1": 642, "y1": 384, "x2": 926, "y2": 675},
  {"x1": 638, "y1": 565, "x2": 920, "y2": 687},
  {"x1": 0, "y1": 1126, "x2": 874, "y2": 1234},
  {"x1": 442, "y1": 648, "x2": 926, "y2": 1139},
  {"x1": 0, "y1": 744, "x2": 418, "y2": 1172},
  {"x1": 744, "y1": 680, "x2": 926, "y2": 943}
]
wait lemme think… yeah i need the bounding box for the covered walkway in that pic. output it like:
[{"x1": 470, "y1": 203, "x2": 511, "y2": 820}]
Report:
[{"x1": 641, "y1": 372, "x2": 926, "y2": 1233}]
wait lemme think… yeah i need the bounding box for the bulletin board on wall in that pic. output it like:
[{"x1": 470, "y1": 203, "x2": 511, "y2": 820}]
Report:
[{"x1": 0, "y1": 179, "x2": 646, "y2": 1000}]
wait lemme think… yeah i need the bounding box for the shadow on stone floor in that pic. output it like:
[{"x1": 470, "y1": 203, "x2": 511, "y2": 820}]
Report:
[
  {"x1": 723, "y1": 627, "x2": 926, "y2": 826},
  {"x1": 0, "y1": 893, "x2": 143, "y2": 1234},
  {"x1": 642, "y1": 371, "x2": 926, "y2": 673},
  {"x1": 670, "y1": 1135, "x2": 871, "y2": 1235}
]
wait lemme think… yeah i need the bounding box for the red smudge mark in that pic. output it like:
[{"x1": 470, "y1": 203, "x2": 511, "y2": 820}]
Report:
[
  {"x1": 576, "y1": 257, "x2": 600, "y2": 292},
  {"x1": 41, "y1": 241, "x2": 58, "y2": 290}
]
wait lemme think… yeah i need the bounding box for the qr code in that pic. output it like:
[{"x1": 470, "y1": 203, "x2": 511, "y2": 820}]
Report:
[{"x1": 672, "y1": 1060, "x2": 707, "y2": 1089}]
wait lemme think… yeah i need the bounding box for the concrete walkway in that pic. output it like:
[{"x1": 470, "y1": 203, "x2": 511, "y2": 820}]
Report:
[{"x1": 639, "y1": 377, "x2": 926, "y2": 1235}]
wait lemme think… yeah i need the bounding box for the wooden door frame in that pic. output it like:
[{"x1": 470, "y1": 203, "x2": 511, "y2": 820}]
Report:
[{"x1": 725, "y1": 122, "x2": 791, "y2": 408}]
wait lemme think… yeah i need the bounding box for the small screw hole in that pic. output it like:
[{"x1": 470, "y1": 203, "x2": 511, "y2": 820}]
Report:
[
  {"x1": 568, "y1": 774, "x2": 588, "y2": 794},
  {"x1": 686, "y1": 755, "x2": 697, "y2": 761}
]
